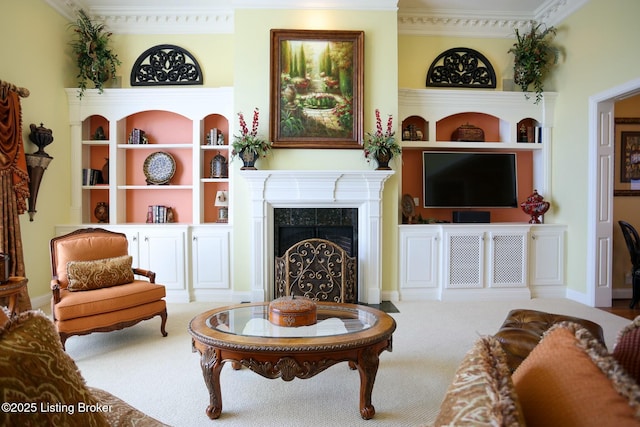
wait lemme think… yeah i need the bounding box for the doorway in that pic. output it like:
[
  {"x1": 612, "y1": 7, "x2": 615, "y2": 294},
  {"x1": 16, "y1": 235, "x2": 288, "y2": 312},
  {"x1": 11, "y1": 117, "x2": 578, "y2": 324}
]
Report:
[{"x1": 590, "y1": 77, "x2": 640, "y2": 307}]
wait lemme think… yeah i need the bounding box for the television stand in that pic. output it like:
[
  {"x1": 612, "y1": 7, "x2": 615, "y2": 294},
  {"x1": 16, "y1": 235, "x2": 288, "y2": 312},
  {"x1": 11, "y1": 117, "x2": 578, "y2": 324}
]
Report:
[{"x1": 452, "y1": 211, "x2": 490, "y2": 223}]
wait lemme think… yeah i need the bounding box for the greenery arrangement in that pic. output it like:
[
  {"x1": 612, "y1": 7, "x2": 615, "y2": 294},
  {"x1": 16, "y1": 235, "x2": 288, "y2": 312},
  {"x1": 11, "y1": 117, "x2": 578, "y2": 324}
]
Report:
[
  {"x1": 231, "y1": 108, "x2": 272, "y2": 158},
  {"x1": 508, "y1": 21, "x2": 559, "y2": 104},
  {"x1": 69, "y1": 9, "x2": 121, "y2": 98},
  {"x1": 363, "y1": 109, "x2": 401, "y2": 162}
]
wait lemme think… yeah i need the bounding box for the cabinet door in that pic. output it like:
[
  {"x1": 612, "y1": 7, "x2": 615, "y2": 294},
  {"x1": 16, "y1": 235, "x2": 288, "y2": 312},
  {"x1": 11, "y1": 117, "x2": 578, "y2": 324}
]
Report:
[
  {"x1": 530, "y1": 227, "x2": 565, "y2": 285},
  {"x1": 192, "y1": 229, "x2": 230, "y2": 289},
  {"x1": 487, "y1": 230, "x2": 527, "y2": 288},
  {"x1": 444, "y1": 231, "x2": 484, "y2": 289},
  {"x1": 399, "y1": 228, "x2": 439, "y2": 289},
  {"x1": 138, "y1": 228, "x2": 186, "y2": 291}
]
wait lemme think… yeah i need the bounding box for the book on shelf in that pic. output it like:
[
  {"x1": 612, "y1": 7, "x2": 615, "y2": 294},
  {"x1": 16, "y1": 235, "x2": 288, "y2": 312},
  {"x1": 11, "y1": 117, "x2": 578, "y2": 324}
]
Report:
[
  {"x1": 146, "y1": 205, "x2": 174, "y2": 223},
  {"x1": 82, "y1": 168, "x2": 103, "y2": 185}
]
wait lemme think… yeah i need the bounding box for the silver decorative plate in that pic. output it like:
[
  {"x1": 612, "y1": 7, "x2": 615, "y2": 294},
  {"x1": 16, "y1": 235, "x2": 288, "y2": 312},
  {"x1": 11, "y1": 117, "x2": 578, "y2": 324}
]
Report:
[{"x1": 143, "y1": 151, "x2": 176, "y2": 185}]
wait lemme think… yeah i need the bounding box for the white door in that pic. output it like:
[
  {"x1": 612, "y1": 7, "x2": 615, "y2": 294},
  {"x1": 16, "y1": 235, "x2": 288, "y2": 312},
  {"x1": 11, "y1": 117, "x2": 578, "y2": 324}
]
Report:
[{"x1": 590, "y1": 99, "x2": 615, "y2": 307}]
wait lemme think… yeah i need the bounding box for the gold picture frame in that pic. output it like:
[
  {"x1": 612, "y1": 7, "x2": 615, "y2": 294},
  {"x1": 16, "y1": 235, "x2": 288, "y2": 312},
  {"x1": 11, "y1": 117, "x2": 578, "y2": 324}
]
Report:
[
  {"x1": 269, "y1": 29, "x2": 364, "y2": 149},
  {"x1": 615, "y1": 118, "x2": 640, "y2": 196}
]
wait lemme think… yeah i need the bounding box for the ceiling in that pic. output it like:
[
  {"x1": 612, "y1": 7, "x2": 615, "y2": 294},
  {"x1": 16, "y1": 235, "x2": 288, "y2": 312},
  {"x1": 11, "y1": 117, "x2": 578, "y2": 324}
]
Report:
[{"x1": 44, "y1": 0, "x2": 588, "y2": 37}]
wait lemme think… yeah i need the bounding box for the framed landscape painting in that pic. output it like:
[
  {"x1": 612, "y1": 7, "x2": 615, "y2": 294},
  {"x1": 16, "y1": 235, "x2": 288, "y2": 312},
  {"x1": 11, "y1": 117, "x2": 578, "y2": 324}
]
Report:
[
  {"x1": 269, "y1": 29, "x2": 364, "y2": 149},
  {"x1": 615, "y1": 118, "x2": 640, "y2": 196}
]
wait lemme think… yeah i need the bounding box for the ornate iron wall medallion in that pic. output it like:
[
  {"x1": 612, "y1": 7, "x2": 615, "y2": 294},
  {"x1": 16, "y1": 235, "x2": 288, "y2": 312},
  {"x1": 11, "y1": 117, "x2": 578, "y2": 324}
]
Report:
[
  {"x1": 426, "y1": 47, "x2": 496, "y2": 88},
  {"x1": 131, "y1": 44, "x2": 203, "y2": 86}
]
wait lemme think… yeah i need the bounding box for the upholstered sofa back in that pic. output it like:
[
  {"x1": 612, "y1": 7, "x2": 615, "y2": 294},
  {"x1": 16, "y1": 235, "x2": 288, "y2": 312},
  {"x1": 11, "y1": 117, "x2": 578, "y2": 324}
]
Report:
[{"x1": 51, "y1": 231, "x2": 129, "y2": 289}]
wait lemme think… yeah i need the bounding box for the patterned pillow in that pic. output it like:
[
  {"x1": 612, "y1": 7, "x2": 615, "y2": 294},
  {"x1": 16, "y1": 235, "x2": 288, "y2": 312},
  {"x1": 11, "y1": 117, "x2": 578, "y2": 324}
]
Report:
[
  {"x1": 513, "y1": 322, "x2": 640, "y2": 427},
  {"x1": 433, "y1": 335, "x2": 525, "y2": 426},
  {"x1": 613, "y1": 316, "x2": 640, "y2": 384},
  {"x1": 0, "y1": 310, "x2": 108, "y2": 426},
  {"x1": 66, "y1": 255, "x2": 134, "y2": 291}
]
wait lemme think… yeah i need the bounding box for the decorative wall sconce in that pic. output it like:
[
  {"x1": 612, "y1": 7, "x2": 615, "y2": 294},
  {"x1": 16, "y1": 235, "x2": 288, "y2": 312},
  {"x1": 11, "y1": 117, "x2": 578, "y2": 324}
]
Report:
[
  {"x1": 26, "y1": 123, "x2": 54, "y2": 221},
  {"x1": 215, "y1": 190, "x2": 228, "y2": 223}
]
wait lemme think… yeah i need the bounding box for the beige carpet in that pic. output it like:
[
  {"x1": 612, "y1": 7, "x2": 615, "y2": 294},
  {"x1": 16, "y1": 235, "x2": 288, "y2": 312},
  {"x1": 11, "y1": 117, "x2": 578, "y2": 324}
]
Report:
[{"x1": 60, "y1": 299, "x2": 631, "y2": 427}]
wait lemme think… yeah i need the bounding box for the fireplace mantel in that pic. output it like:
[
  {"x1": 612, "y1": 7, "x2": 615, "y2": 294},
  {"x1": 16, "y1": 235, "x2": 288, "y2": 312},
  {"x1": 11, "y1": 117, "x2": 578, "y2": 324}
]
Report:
[{"x1": 240, "y1": 170, "x2": 394, "y2": 304}]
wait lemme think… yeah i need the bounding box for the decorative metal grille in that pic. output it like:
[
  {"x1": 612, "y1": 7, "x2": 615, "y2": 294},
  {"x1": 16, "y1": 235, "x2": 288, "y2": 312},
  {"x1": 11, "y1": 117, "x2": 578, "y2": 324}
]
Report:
[
  {"x1": 447, "y1": 234, "x2": 482, "y2": 288},
  {"x1": 491, "y1": 234, "x2": 525, "y2": 287},
  {"x1": 426, "y1": 47, "x2": 496, "y2": 88},
  {"x1": 130, "y1": 44, "x2": 203, "y2": 86}
]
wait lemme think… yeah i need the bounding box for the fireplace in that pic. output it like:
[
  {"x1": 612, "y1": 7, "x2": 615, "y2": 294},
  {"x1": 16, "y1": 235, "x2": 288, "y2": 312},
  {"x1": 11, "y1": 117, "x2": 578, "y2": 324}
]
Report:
[
  {"x1": 240, "y1": 170, "x2": 394, "y2": 304},
  {"x1": 274, "y1": 208, "x2": 358, "y2": 257}
]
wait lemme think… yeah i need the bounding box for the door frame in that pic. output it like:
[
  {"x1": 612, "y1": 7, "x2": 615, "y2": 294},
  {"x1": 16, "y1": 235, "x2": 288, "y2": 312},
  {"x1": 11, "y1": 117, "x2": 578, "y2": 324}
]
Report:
[{"x1": 588, "y1": 77, "x2": 640, "y2": 306}]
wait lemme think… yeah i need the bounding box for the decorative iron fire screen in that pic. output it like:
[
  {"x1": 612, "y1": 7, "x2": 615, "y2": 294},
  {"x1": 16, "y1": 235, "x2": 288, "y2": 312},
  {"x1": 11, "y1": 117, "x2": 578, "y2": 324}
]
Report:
[{"x1": 130, "y1": 44, "x2": 203, "y2": 86}]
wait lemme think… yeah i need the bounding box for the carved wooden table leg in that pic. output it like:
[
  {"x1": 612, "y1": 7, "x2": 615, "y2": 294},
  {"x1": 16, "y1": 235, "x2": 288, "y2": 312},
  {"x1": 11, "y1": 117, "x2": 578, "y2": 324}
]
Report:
[
  {"x1": 356, "y1": 345, "x2": 380, "y2": 420},
  {"x1": 200, "y1": 346, "x2": 225, "y2": 419}
]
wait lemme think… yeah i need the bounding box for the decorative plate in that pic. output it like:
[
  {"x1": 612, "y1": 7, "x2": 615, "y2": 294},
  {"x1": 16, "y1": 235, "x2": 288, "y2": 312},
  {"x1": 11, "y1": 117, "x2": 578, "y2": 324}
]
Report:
[{"x1": 143, "y1": 151, "x2": 176, "y2": 185}]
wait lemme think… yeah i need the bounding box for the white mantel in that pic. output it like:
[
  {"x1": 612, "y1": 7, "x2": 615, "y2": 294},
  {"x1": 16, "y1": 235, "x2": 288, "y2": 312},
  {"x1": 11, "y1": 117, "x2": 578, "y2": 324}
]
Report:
[{"x1": 240, "y1": 170, "x2": 394, "y2": 304}]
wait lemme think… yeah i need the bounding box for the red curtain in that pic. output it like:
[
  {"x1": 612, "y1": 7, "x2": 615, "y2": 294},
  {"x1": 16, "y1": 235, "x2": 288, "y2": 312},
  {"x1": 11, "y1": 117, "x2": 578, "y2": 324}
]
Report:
[{"x1": 0, "y1": 88, "x2": 32, "y2": 311}]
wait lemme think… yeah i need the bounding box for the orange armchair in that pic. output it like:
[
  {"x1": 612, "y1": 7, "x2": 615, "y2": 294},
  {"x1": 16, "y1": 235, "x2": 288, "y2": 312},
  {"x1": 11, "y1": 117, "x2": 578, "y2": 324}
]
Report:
[{"x1": 49, "y1": 228, "x2": 167, "y2": 349}]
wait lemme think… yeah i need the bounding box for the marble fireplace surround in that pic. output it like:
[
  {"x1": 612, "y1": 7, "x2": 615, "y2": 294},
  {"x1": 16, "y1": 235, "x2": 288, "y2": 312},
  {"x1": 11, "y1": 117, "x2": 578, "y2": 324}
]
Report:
[{"x1": 240, "y1": 170, "x2": 395, "y2": 304}]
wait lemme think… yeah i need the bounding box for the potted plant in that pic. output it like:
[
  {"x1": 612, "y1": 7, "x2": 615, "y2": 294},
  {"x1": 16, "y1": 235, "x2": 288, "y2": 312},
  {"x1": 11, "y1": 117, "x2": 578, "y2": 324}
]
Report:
[
  {"x1": 231, "y1": 108, "x2": 272, "y2": 170},
  {"x1": 69, "y1": 9, "x2": 121, "y2": 98},
  {"x1": 508, "y1": 21, "x2": 559, "y2": 104},
  {"x1": 363, "y1": 109, "x2": 401, "y2": 170}
]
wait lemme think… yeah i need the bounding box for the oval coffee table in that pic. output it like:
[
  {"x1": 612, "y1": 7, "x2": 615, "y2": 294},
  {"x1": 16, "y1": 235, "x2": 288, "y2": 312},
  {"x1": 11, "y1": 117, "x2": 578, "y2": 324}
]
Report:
[{"x1": 188, "y1": 302, "x2": 396, "y2": 420}]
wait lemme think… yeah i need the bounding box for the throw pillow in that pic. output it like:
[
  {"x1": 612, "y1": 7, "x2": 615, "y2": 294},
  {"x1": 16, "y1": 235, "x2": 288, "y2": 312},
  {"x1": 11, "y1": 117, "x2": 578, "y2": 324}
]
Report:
[
  {"x1": 613, "y1": 316, "x2": 640, "y2": 384},
  {"x1": 0, "y1": 310, "x2": 108, "y2": 426},
  {"x1": 512, "y1": 321, "x2": 640, "y2": 427},
  {"x1": 67, "y1": 255, "x2": 134, "y2": 291},
  {"x1": 433, "y1": 335, "x2": 525, "y2": 427}
]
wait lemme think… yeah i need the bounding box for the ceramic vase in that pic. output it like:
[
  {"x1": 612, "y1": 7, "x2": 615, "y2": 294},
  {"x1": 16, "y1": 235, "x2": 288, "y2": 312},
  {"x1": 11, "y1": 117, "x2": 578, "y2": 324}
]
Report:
[
  {"x1": 240, "y1": 148, "x2": 258, "y2": 170},
  {"x1": 375, "y1": 150, "x2": 392, "y2": 170},
  {"x1": 94, "y1": 202, "x2": 109, "y2": 223}
]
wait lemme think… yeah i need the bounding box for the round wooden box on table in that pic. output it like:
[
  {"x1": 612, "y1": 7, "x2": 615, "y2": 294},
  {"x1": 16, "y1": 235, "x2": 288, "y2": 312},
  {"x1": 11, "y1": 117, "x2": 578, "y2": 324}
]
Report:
[{"x1": 268, "y1": 295, "x2": 317, "y2": 327}]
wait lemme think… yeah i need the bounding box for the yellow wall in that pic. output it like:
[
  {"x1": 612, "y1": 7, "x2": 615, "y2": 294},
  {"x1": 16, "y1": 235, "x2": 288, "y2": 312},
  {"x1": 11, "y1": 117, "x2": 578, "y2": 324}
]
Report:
[
  {"x1": 1, "y1": 0, "x2": 71, "y2": 300},
  {"x1": 231, "y1": 9, "x2": 399, "y2": 295},
  {"x1": 6, "y1": 0, "x2": 640, "y2": 304},
  {"x1": 398, "y1": 35, "x2": 513, "y2": 89},
  {"x1": 550, "y1": 0, "x2": 640, "y2": 296}
]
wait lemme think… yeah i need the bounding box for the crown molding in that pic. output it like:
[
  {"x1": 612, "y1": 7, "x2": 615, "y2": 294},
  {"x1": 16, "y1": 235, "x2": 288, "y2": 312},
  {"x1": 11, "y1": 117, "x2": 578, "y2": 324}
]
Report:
[
  {"x1": 44, "y1": 0, "x2": 586, "y2": 36},
  {"x1": 232, "y1": 0, "x2": 398, "y2": 10},
  {"x1": 398, "y1": 0, "x2": 590, "y2": 38}
]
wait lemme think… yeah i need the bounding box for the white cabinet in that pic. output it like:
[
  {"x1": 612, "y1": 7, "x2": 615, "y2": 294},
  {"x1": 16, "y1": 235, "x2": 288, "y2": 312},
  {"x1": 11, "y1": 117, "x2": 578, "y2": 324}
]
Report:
[
  {"x1": 399, "y1": 225, "x2": 440, "y2": 299},
  {"x1": 443, "y1": 225, "x2": 529, "y2": 300},
  {"x1": 64, "y1": 87, "x2": 235, "y2": 303},
  {"x1": 137, "y1": 228, "x2": 187, "y2": 293},
  {"x1": 111, "y1": 226, "x2": 188, "y2": 301},
  {"x1": 191, "y1": 226, "x2": 231, "y2": 300},
  {"x1": 529, "y1": 224, "x2": 566, "y2": 295},
  {"x1": 399, "y1": 224, "x2": 558, "y2": 301}
]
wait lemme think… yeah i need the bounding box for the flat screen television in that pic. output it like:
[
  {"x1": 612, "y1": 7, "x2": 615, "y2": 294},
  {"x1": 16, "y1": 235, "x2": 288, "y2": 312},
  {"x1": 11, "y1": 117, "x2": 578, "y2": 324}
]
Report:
[{"x1": 423, "y1": 151, "x2": 518, "y2": 208}]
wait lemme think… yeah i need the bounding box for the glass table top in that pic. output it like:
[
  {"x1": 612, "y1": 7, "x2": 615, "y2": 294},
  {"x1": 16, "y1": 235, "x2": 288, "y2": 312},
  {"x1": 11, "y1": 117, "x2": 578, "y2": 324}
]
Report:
[{"x1": 205, "y1": 303, "x2": 377, "y2": 338}]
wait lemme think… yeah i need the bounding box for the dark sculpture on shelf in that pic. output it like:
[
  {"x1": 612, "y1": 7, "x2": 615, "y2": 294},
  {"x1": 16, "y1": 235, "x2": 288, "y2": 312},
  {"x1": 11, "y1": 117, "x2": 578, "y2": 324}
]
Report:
[
  {"x1": 520, "y1": 189, "x2": 550, "y2": 224},
  {"x1": 26, "y1": 123, "x2": 54, "y2": 221},
  {"x1": 130, "y1": 44, "x2": 203, "y2": 86},
  {"x1": 426, "y1": 47, "x2": 497, "y2": 88}
]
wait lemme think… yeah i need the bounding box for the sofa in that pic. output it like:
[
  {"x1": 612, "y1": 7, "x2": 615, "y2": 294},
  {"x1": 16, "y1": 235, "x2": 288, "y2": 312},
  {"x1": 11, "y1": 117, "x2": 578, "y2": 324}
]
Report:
[
  {"x1": 0, "y1": 307, "x2": 168, "y2": 426},
  {"x1": 432, "y1": 309, "x2": 640, "y2": 426}
]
